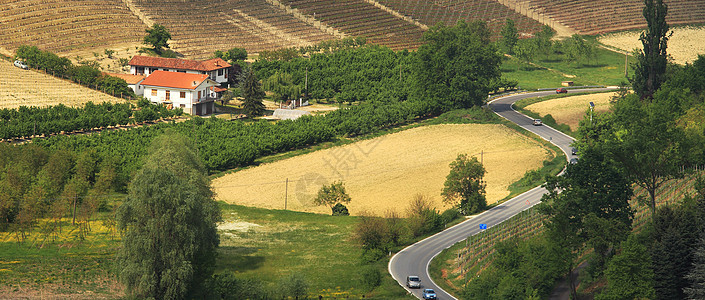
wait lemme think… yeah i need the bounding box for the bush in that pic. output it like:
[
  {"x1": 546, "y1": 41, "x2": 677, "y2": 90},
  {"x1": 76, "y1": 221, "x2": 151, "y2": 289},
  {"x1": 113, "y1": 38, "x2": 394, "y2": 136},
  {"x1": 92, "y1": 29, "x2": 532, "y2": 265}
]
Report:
[
  {"x1": 441, "y1": 208, "x2": 460, "y2": 225},
  {"x1": 332, "y1": 203, "x2": 349, "y2": 216},
  {"x1": 279, "y1": 273, "x2": 308, "y2": 299},
  {"x1": 360, "y1": 266, "x2": 382, "y2": 290}
]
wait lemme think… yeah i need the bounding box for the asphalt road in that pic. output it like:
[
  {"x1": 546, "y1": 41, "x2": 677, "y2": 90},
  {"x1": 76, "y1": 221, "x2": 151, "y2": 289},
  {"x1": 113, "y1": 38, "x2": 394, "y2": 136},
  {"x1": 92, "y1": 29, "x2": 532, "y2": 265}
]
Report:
[{"x1": 388, "y1": 88, "x2": 615, "y2": 299}]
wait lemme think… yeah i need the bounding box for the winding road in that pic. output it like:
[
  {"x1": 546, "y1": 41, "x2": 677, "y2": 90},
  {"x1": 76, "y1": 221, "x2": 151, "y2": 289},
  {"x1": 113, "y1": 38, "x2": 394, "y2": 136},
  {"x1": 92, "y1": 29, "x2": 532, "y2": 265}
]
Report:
[{"x1": 388, "y1": 88, "x2": 615, "y2": 299}]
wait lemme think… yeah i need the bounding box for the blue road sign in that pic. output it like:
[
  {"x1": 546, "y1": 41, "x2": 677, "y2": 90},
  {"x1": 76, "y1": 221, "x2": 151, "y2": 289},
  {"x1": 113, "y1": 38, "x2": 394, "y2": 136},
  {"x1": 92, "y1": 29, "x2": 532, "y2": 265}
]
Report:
[{"x1": 479, "y1": 224, "x2": 487, "y2": 230}]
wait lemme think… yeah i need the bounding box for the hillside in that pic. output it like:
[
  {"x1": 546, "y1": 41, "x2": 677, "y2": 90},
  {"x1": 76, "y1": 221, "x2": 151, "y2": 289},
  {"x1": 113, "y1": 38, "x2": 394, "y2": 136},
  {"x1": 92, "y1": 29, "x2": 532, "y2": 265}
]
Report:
[
  {"x1": 0, "y1": 0, "x2": 146, "y2": 57},
  {"x1": 132, "y1": 0, "x2": 336, "y2": 59},
  {"x1": 0, "y1": 61, "x2": 126, "y2": 109}
]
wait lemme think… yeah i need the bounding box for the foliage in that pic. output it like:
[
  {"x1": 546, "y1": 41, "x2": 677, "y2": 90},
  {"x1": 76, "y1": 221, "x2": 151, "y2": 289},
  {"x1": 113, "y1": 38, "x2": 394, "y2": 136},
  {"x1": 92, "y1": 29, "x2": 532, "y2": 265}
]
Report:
[
  {"x1": 414, "y1": 20, "x2": 502, "y2": 111},
  {"x1": 513, "y1": 39, "x2": 537, "y2": 68},
  {"x1": 631, "y1": 0, "x2": 671, "y2": 99},
  {"x1": 500, "y1": 18, "x2": 518, "y2": 54},
  {"x1": 262, "y1": 71, "x2": 302, "y2": 102},
  {"x1": 104, "y1": 49, "x2": 115, "y2": 59},
  {"x1": 331, "y1": 203, "x2": 349, "y2": 216},
  {"x1": 253, "y1": 45, "x2": 413, "y2": 103},
  {"x1": 279, "y1": 273, "x2": 308, "y2": 299},
  {"x1": 208, "y1": 272, "x2": 272, "y2": 300},
  {"x1": 463, "y1": 236, "x2": 564, "y2": 299},
  {"x1": 360, "y1": 265, "x2": 382, "y2": 290},
  {"x1": 214, "y1": 47, "x2": 247, "y2": 63},
  {"x1": 441, "y1": 154, "x2": 486, "y2": 215},
  {"x1": 539, "y1": 148, "x2": 633, "y2": 297},
  {"x1": 596, "y1": 234, "x2": 655, "y2": 300},
  {"x1": 564, "y1": 34, "x2": 597, "y2": 65},
  {"x1": 15, "y1": 46, "x2": 135, "y2": 98},
  {"x1": 238, "y1": 67, "x2": 266, "y2": 117},
  {"x1": 116, "y1": 133, "x2": 221, "y2": 299},
  {"x1": 314, "y1": 181, "x2": 352, "y2": 213},
  {"x1": 143, "y1": 24, "x2": 171, "y2": 55},
  {"x1": 684, "y1": 237, "x2": 705, "y2": 299},
  {"x1": 406, "y1": 194, "x2": 443, "y2": 236}
]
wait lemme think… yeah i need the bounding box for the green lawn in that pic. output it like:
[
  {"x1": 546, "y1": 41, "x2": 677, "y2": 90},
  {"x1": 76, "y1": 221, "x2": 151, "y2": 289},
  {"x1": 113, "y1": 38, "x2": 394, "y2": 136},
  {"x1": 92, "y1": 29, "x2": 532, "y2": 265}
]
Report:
[{"x1": 502, "y1": 40, "x2": 630, "y2": 90}]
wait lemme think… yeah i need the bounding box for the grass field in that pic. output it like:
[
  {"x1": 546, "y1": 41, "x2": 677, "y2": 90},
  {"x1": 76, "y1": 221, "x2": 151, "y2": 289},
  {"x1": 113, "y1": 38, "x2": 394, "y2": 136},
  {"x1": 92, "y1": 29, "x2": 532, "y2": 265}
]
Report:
[
  {"x1": 599, "y1": 25, "x2": 705, "y2": 65},
  {"x1": 0, "y1": 202, "x2": 411, "y2": 299},
  {"x1": 212, "y1": 124, "x2": 555, "y2": 216},
  {"x1": 0, "y1": 61, "x2": 127, "y2": 109},
  {"x1": 502, "y1": 43, "x2": 630, "y2": 90},
  {"x1": 524, "y1": 92, "x2": 616, "y2": 131}
]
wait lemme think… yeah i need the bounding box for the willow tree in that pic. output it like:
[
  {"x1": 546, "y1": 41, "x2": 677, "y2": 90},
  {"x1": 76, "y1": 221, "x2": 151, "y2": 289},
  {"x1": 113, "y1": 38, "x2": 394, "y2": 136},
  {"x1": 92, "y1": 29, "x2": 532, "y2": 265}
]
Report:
[{"x1": 117, "y1": 132, "x2": 221, "y2": 299}]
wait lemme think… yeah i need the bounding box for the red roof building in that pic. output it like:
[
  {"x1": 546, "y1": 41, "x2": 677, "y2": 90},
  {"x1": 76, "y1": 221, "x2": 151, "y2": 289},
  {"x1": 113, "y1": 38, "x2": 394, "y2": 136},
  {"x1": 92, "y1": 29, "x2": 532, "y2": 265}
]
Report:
[
  {"x1": 141, "y1": 71, "x2": 218, "y2": 116},
  {"x1": 129, "y1": 55, "x2": 231, "y2": 85}
]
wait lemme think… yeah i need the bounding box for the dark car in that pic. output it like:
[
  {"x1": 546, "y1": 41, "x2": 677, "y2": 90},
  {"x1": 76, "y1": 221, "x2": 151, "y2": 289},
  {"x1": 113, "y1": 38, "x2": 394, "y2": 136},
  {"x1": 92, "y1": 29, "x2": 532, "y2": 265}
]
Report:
[
  {"x1": 406, "y1": 275, "x2": 421, "y2": 288},
  {"x1": 571, "y1": 148, "x2": 578, "y2": 155},
  {"x1": 570, "y1": 158, "x2": 579, "y2": 164},
  {"x1": 423, "y1": 288, "x2": 437, "y2": 299},
  {"x1": 556, "y1": 87, "x2": 568, "y2": 94}
]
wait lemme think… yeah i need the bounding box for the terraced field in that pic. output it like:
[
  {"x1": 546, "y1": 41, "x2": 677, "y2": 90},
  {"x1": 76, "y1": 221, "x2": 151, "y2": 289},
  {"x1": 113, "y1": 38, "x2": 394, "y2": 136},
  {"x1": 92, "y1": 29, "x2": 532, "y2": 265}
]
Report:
[
  {"x1": 0, "y1": 0, "x2": 146, "y2": 56},
  {"x1": 0, "y1": 61, "x2": 126, "y2": 109},
  {"x1": 133, "y1": 0, "x2": 335, "y2": 59},
  {"x1": 212, "y1": 124, "x2": 555, "y2": 216}
]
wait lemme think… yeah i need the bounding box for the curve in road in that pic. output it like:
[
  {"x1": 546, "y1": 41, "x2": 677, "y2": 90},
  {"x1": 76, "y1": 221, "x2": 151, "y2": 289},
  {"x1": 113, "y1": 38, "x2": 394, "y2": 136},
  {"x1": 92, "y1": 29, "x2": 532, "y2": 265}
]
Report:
[{"x1": 388, "y1": 88, "x2": 615, "y2": 299}]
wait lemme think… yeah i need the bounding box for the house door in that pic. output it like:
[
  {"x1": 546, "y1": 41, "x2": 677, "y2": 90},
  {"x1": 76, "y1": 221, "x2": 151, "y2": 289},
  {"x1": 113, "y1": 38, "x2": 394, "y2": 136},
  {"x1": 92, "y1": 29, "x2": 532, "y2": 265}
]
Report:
[{"x1": 197, "y1": 91, "x2": 201, "y2": 100}]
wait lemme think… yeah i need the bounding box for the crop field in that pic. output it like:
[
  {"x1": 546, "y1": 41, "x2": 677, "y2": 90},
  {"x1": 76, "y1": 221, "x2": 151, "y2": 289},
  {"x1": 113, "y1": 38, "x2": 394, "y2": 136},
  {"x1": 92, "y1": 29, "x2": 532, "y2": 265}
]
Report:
[
  {"x1": 0, "y1": 61, "x2": 126, "y2": 109},
  {"x1": 599, "y1": 26, "x2": 705, "y2": 65},
  {"x1": 524, "y1": 92, "x2": 616, "y2": 131},
  {"x1": 212, "y1": 124, "x2": 555, "y2": 216}
]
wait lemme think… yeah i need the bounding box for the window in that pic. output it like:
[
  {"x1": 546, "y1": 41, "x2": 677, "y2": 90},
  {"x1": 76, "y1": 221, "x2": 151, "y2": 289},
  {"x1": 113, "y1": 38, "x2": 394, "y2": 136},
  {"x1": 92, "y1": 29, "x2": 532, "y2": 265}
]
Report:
[
  {"x1": 177, "y1": 70, "x2": 186, "y2": 73},
  {"x1": 218, "y1": 69, "x2": 223, "y2": 76},
  {"x1": 136, "y1": 66, "x2": 144, "y2": 75},
  {"x1": 197, "y1": 91, "x2": 201, "y2": 99},
  {"x1": 165, "y1": 90, "x2": 170, "y2": 100},
  {"x1": 180, "y1": 104, "x2": 185, "y2": 108},
  {"x1": 151, "y1": 89, "x2": 157, "y2": 96},
  {"x1": 180, "y1": 91, "x2": 186, "y2": 98}
]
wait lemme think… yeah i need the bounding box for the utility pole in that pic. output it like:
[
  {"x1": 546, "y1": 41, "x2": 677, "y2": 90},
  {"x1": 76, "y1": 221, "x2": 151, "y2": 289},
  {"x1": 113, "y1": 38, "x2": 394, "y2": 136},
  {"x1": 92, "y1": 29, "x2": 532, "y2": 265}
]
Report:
[
  {"x1": 284, "y1": 178, "x2": 288, "y2": 210},
  {"x1": 481, "y1": 150, "x2": 484, "y2": 165},
  {"x1": 624, "y1": 51, "x2": 629, "y2": 77}
]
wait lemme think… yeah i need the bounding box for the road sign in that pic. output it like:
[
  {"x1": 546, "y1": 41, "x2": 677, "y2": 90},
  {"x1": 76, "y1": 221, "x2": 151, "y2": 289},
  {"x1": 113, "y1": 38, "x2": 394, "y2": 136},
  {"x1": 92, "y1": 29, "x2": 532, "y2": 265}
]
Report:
[
  {"x1": 589, "y1": 101, "x2": 595, "y2": 107},
  {"x1": 479, "y1": 224, "x2": 487, "y2": 230}
]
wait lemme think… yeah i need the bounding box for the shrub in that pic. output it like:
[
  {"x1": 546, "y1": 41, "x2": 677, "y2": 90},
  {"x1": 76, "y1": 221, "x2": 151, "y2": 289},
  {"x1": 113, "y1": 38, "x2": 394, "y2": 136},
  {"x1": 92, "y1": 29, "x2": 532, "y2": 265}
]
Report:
[
  {"x1": 441, "y1": 208, "x2": 461, "y2": 225},
  {"x1": 360, "y1": 266, "x2": 382, "y2": 290},
  {"x1": 332, "y1": 203, "x2": 349, "y2": 216},
  {"x1": 279, "y1": 273, "x2": 308, "y2": 299}
]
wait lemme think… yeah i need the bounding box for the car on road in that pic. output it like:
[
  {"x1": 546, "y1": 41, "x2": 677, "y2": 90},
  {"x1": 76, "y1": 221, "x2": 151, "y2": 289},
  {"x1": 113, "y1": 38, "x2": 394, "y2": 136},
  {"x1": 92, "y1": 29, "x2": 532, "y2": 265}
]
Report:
[
  {"x1": 422, "y1": 288, "x2": 437, "y2": 299},
  {"x1": 570, "y1": 158, "x2": 579, "y2": 164},
  {"x1": 14, "y1": 60, "x2": 28, "y2": 70},
  {"x1": 556, "y1": 87, "x2": 568, "y2": 94},
  {"x1": 533, "y1": 119, "x2": 543, "y2": 126},
  {"x1": 406, "y1": 275, "x2": 421, "y2": 288},
  {"x1": 571, "y1": 147, "x2": 578, "y2": 155}
]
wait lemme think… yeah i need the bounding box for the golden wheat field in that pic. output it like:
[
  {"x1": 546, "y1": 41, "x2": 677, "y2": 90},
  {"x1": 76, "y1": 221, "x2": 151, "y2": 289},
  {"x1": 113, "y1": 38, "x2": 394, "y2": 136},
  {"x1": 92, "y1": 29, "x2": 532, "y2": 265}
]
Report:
[
  {"x1": 212, "y1": 124, "x2": 554, "y2": 216},
  {"x1": 0, "y1": 61, "x2": 126, "y2": 109},
  {"x1": 599, "y1": 26, "x2": 705, "y2": 65},
  {"x1": 525, "y1": 92, "x2": 615, "y2": 131}
]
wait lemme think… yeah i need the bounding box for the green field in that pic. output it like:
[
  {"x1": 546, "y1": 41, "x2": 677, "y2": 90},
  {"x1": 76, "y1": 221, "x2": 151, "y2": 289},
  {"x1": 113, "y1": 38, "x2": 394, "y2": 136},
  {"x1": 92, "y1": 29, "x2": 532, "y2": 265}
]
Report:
[{"x1": 502, "y1": 39, "x2": 630, "y2": 90}]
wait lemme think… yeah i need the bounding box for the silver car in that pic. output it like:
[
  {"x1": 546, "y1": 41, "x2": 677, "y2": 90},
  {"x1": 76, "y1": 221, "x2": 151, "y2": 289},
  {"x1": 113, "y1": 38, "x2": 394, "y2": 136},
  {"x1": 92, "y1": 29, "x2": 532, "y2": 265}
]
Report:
[
  {"x1": 14, "y1": 60, "x2": 28, "y2": 70},
  {"x1": 406, "y1": 275, "x2": 421, "y2": 288}
]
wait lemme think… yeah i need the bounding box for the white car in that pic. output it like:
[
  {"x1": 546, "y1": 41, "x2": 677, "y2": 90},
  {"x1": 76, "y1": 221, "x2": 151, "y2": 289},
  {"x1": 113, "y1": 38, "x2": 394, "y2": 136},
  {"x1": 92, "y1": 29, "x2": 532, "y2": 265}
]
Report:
[
  {"x1": 14, "y1": 60, "x2": 28, "y2": 70},
  {"x1": 406, "y1": 275, "x2": 421, "y2": 288}
]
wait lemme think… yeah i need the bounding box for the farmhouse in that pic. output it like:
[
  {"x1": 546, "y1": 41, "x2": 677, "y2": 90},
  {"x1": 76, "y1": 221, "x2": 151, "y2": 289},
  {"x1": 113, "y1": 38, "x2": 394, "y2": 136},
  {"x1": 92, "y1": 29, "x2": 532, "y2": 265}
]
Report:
[
  {"x1": 140, "y1": 70, "x2": 218, "y2": 116},
  {"x1": 104, "y1": 73, "x2": 146, "y2": 96},
  {"x1": 128, "y1": 55, "x2": 231, "y2": 85}
]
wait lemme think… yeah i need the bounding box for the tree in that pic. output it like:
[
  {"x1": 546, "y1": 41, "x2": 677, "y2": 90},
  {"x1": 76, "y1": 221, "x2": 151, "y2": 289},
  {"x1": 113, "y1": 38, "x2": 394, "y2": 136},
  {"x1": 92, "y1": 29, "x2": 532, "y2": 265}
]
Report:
[
  {"x1": 441, "y1": 154, "x2": 486, "y2": 215},
  {"x1": 117, "y1": 132, "x2": 221, "y2": 299},
  {"x1": 631, "y1": 0, "x2": 671, "y2": 99},
  {"x1": 596, "y1": 234, "x2": 655, "y2": 300},
  {"x1": 501, "y1": 18, "x2": 518, "y2": 54},
  {"x1": 566, "y1": 34, "x2": 596, "y2": 65},
  {"x1": 215, "y1": 47, "x2": 248, "y2": 63},
  {"x1": 534, "y1": 25, "x2": 555, "y2": 60},
  {"x1": 685, "y1": 237, "x2": 705, "y2": 299},
  {"x1": 238, "y1": 67, "x2": 265, "y2": 117},
  {"x1": 143, "y1": 24, "x2": 171, "y2": 55},
  {"x1": 604, "y1": 94, "x2": 687, "y2": 216},
  {"x1": 413, "y1": 20, "x2": 502, "y2": 111},
  {"x1": 263, "y1": 71, "x2": 302, "y2": 103},
  {"x1": 314, "y1": 181, "x2": 351, "y2": 214},
  {"x1": 539, "y1": 148, "x2": 634, "y2": 297},
  {"x1": 513, "y1": 40, "x2": 538, "y2": 69}
]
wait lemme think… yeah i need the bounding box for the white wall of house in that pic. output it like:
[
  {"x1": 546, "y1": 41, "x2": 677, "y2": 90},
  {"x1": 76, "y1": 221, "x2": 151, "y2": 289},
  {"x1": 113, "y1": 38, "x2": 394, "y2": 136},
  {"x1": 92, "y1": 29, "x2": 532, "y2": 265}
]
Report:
[
  {"x1": 128, "y1": 80, "x2": 145, "y2": 96},
  {"x1": 142, "y1": 81, "x2": 216, "y2": 115},
  {"x1": 131, "y1": 66, "x2": 228, "y2": 84}
]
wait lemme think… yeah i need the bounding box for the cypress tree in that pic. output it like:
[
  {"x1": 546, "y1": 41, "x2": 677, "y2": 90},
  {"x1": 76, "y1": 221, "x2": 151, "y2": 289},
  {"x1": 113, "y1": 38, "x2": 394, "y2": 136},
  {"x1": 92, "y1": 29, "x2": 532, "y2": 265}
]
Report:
[{"x1": 631, "y1": 0, "x2": 671, "y2": 99}]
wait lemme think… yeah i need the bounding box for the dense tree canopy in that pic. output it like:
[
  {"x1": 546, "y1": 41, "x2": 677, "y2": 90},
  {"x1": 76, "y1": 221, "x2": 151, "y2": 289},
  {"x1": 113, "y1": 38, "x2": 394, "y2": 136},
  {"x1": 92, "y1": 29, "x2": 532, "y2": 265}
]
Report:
[
  {"x1": 631, "y1": 0, "x2": 671, "y2": 99},
  {"x1": 441, "y1": 154, "x2": 486, "y2": 215},
  {"x1": 117, "y1": 132, "x2": 221, "y2": 299},
  {"x1": 413, "y1": 20, "x2": 502, "y2": 111},
  {"x1": 143, "y1": 24, "x2": 171, "y2": 54}
]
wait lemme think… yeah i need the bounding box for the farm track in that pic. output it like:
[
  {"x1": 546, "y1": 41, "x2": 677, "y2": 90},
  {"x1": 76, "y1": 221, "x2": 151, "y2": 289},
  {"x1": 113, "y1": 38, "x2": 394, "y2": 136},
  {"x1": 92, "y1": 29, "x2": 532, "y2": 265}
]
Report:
[{"x1": 388, "y1": 87, "x2": 616, "y2": 299}]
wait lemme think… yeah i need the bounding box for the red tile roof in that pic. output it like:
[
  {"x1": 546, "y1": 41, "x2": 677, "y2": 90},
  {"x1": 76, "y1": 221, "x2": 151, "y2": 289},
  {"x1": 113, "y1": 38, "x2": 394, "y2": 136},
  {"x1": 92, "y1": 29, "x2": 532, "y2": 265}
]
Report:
[
  {"x1": 140, "y1": 71, "x2": 215, "y2": 90},
  {"x1": 128, "y1": 56, "x2": 231, "y2": 72},
  {"x1": 103, "y1": 72, "x2": 145, "y2": 85},
  {"x1": 210, "y1": 86, "x2": 228, "y2": 93}
]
